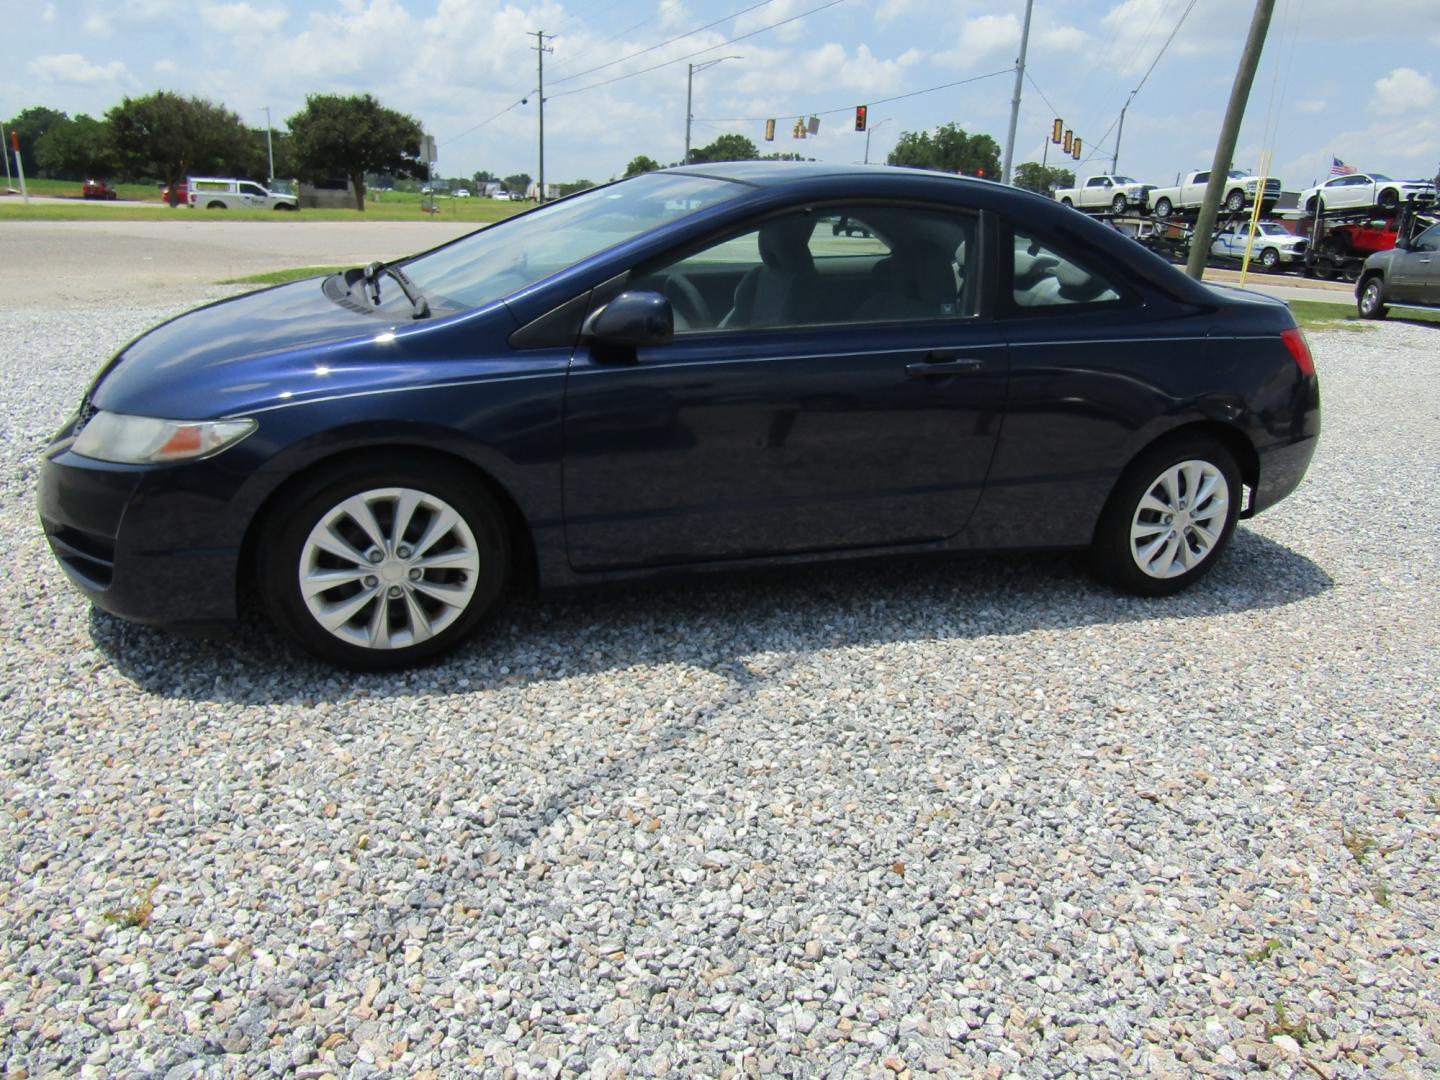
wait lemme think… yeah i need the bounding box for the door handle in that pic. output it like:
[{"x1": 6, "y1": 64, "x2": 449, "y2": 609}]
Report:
[{"x1": 906, "y1": 356, "x2": 983, "y2": 378}]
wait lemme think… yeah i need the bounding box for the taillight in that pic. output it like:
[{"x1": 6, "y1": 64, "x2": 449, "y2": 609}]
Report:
[{"x1": 1281, "y1": 327, "x2": 1315, "y2": 377}]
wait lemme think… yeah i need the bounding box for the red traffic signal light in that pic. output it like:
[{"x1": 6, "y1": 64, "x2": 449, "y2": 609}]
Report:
[{"x1": 855, "y1": 105, "x2": 867, "y2": 132}]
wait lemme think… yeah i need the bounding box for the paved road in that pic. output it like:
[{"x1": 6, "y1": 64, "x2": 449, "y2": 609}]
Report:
[
  {"x1": 2, "y1": 219, "x2": 1355, "y2": 308},
  {"x1": 2, "y1": 221, "x2": 478, "y2": 305}
]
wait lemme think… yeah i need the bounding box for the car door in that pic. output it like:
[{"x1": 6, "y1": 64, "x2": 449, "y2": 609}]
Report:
[
  {"x1": 239, "y1": 182, "x2": 267, "y2": 209},
  {"x1": 561, "y1": 203, "x2": 1008, "y2": 571},
  {"x1": 1085, "y1": 177, "x2": 1110, "y2": 208},
  {"x1": 1185, "y1": 172, "x2": 1209, "y2": 206},
  {"x1": 1390, "y1": 223, "x2": 1440, "y2": 302}
]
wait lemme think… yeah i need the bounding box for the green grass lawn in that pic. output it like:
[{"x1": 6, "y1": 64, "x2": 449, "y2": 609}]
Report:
[
  {"x1": 1, "y1": 183, "x2": 527, "y2": 224},
  {"x1": 1287, "y1": 298, "x2": 1440, "y2": 332}
]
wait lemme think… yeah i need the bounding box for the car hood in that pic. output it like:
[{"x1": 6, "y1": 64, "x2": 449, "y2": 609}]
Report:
[{"x1": 89, "y1": 278, "x2": 406, "y2": 415}]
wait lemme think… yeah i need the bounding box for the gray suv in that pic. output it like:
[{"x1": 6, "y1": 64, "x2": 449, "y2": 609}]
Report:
[{"x1": 1357, "y1": 222, "x2": 1440, "y2": 318}]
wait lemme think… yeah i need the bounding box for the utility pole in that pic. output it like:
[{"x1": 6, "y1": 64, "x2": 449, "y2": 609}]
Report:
[
  {"x1": 262, "y1": 106, "x2": 275, "y2": 185},
  {"x1": 685, "y1": 56, "x2": 742, "y2": 165},
  {"x1": 1186, "y1": 0, "x2": 1275, "y2": 279},
  {"x1": 531, "y1": 30, "x2": 554, "y2": 202},
  {"x1": 2, "y1": 122, "x2": 12, "y2": 192},
  {"x1": 1001, "y1": 0, "x2": 1036, "y2": 186},
  {"x1": 1112, "y1": 89, "x2": 1138, "y2": 174}
]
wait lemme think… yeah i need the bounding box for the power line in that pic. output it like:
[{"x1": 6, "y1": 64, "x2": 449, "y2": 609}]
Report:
[
  {"x1": 547, "y1": 0, "x2": 779, "y2": 88},
  {"x1": 547, "y1": 0, "x2": 851, "y2": 100},
  {"x1": 692, "y1": 67, "x2": 1013, "y2": 123}
]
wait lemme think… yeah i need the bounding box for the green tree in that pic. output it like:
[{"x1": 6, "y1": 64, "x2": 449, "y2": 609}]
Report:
[
  {"x1": 472, "y1": 169, "x2": 497, "y2": 184},
  {"x1": 1013, "y1": 162, "x2": 1074, "y2": 195},
  {"x1": 35, "y1": 114, "x2": 118, "y2": 179},
  {"x1": 624, "y1": 155, "x2": 660, "y2": 177},
  {"x1": 503, "y1": 173, "x2": 532, "y2": 196},
  {"x1": 5, "y1": 106, "x2": 69, "y2": 177},
  {"x1": 558, "y1": 179, "x2": 596, "y2": 196},
  {"x1": 287, "y1": 93, "x2": 424, "y2": 211},
  {"x1": 107, "y1": 92, "x2": 255, "y2": 204},
  {"x1": 690, "y1": 134, "x2": 758, "y2": 163},
  {"x1": 887, "y1": 123, "x2": 1000, "y2": 178}
]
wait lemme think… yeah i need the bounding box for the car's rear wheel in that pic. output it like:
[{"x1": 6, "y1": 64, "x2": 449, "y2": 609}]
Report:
[
  {"x1": 258, "y1": 457, "x2": 510, "y2": 668},
  {"x1": 1357, "y1": 276, "x2": 1389, "y2": 319},
  {"x1": 207, "y1": 200, "x2": 227, "y2": 209},
  {"x1": 1091, "y1": 437, "x2": 1241, "y2": 597},
  {"x1": 1111, "y1": 194, "x2": 1128, "y2": 214},
  {"x1": 1154, "y1": 197, "x2": 1173, "y2": 219},
  {"x1": 1061, "y1": 197, "x2": 1073, "y2": 208}
]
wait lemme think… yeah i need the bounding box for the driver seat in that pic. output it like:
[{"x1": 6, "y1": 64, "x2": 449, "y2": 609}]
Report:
[{"x1": 721, "y1": 217, "x2": 824, "y2": 328}]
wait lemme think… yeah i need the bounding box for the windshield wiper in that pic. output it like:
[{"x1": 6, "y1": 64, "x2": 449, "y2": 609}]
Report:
[{"x1": 362, "y1": 261, "x2": 431, "y2": 319}]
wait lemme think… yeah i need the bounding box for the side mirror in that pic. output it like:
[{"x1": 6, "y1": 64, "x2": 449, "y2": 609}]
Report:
[{"x1": 582, "y1": 291, "x2": 673, "y2": 347}]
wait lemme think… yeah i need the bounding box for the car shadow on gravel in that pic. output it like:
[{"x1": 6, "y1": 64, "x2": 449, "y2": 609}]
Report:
[{"x1": 89, "y1": 525, "x2": 1332, "y2": 705}]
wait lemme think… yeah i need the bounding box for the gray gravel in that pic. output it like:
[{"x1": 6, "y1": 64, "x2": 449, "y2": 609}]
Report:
[{"x1": 2, "y1": 294, "x2": 1438, "y2": 1080}]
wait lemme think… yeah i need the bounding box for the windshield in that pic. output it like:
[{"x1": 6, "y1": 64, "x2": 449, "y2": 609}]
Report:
[
  {"x1": 1369, "y1": 173, "x2": 1391, "y2": 181},
  {"x1": 1258, "y1": 223, "x2": 1287, "y2": 235},
  {"x1": 1113, "y1": 176, "x2": 1139, "y2": 184},
  {"x1": 400, "y1": 173, "x2": 745, "y2": 310},
  {"x1": 1227, "y1": 170, "x2": 1250, "y2": 179}
]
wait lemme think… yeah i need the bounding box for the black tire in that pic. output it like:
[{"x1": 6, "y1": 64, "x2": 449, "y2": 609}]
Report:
[
  {"x1": 1091, "y1": 436, "x2": 1242, "y2": 597},
  {"x1": 257, "y1": 454, "x2": 511, "y2": 669},
  {"x1": 1260, "y1": 247, "x2": 1280, "y2": 270},
  {"x1": 1111, "y1": 194, "x2": 1128, "y2": 214},
  {"x1": 1378, "y1": 188, "x2": 1399, "y2": 211},
  {"x1": 207, "y1": 200, "x2": 227, "y2": 210},
  {"x1": 1061, "y1": 197, "x2": 1073, "y2": 208},
  {"x1": 1357, "y1": 276, "x2": 1389, "y2": 320},
  {"x1": 1305, "y1": 196, "x2": 1318, "y2": 215},
  {"x1": 1225, "y1": 189, "x2": 1246, "y2": 213},
  {"x1": 1154, "y1": 197, "x2": 1173, "y2": 219}
]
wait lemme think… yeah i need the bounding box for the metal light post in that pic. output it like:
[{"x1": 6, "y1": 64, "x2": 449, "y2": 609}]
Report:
[
  {"x1": 1001, "y1": 0, "x2": 1036, "y2": 186},
  {"x1": 863, "y1": 117, "x2": 892, "y2": 165},
  {"x1": 684, "y1": 56, "x2": 742, "y2": 164},
  {"x1": 262, "y1": 106, "x2": 275, "y2": 184}
]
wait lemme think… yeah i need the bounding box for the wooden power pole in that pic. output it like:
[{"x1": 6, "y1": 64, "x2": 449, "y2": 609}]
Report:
[{"x1": 1186, "y1": 0, "x2": 1276, "y2": 279}]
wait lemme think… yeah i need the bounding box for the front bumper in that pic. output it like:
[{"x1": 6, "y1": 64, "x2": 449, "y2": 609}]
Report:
[{"x1": 37, "y1": 444, "x2": 245, "y2": 628}]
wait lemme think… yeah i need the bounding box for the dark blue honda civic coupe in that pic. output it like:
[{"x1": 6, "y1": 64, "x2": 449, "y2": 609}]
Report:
[{"x1": 38, "y1": 163, "x2": 1320, "y2": 668}]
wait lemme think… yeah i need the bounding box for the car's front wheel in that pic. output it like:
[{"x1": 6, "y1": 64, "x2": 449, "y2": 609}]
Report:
[
  {"x1": 258, "y1": 456, "x2": 510, "y2": 668},
  {"x1": 1091, "y1": 437, "x2": 1241, "y2": 597},
  {"x1": 1378, "y1": 188, "x2": 1399, "y2": 210},
  {"x1": 1357, "y1": 276, "x2": 1389, "y2": 319},
  {"x1": 1260, "y1": 247, "x2": 1280, "y2": 270},
  {"x1": 1225, "y1": 189, "x2": 1246, "y2": 213},
  {"x1": 1111, "y1": 194, "x2": 1128, "y2": 214}
]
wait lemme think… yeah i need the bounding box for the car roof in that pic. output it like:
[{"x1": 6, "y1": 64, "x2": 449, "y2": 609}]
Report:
[{"x1": 666, "y1": 160, "x2": 992, "y2": 189}]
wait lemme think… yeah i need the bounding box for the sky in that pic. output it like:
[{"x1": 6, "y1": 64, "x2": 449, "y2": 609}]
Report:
[{"x1": 5, "y1": 0, "x2": 1440, "y2": 191}]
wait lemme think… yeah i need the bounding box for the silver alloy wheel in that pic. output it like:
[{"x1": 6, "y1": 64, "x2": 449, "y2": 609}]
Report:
[
  {"x1": 298, "y1": 486, "x2": 481, "y2": 649},
  {"x1": 1128, "y1": 460, "x2": 1229, "y2": 579},
  {"x1": 1361, "y1": 280, "x2": 1383, "y2": 315}
]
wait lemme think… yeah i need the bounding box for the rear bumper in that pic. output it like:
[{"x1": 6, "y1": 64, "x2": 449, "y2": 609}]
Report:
[
  {"x1": 1248, "y1": 434, "x2": 1318, "y2": 517},
  {"x1": 37, "y1": 447, "x2": 243, "y2": 628}
]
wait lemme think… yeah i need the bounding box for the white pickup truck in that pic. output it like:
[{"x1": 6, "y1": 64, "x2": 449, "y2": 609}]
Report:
[
  {"x1": 1150, "y1": 169, "x2": 1281, "y2": 219},
  {"x1": 1054, "y1": 175, "x2": 1154, "y2": 214}
]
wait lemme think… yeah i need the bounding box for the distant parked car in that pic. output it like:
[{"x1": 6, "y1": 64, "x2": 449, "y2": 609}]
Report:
[
  {"x1": 492, "y1": 191, "x2": 512, "y2": 200},
  {"x1": 454, "y1": 188, "x2": 471, "y2": 198},
  {"x1": 160, "y1": 182, "x2": 189, "y2": 206},
  {"x1": 81, "y1": 179, "x2": 118, "y2": 200},
  {"x1": 38, "y1": 163, "x2": 1320, "y2": 669},
  {"x1": 1300, "y1": 173, "x2": 1434, "y2": 215},
  {"x1": 187, "y1": 177, "x2": 299, "y2": 211}
]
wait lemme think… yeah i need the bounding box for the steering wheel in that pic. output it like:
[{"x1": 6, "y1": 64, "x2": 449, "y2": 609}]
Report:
[{"x1": 663, "y1": 273, "x2": 712, "y2": 330}]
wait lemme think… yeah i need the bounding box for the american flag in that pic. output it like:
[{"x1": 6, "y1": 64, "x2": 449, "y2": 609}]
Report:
[{"x1": 1330, "y1": 157, "x2": 1358, "y2": 177}]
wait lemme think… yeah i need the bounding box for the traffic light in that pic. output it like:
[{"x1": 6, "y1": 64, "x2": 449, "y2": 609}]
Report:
[
  {"x1": 1052, "y1": 118, "x2": 1063, "y2": 143},
  {"x1": 1072, "y1": 137, "x2": 1082, "y2": 160},
  {"x1": 765, "y1": 119, "x2": 776, "y2": 141},
  {"x1": 855, "y1": 105, "x2": 868, "y2": 132},
  {"x1": 1063, "y1": 129, "x2": 1073, "y2": 154}
]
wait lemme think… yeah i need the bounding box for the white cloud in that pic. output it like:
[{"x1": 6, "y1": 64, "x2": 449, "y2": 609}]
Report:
[
  {"x1": 1295, "y1": 99, "x2": 1325, "y2": 114},
  {"x1": 28, "y1": 52, "x2": 132, "y2": 85},
  {"x1": 1372, "y1": 67, "x2": 1436, "y2": 115},
  {"x1": 733, "y1": 0, "x2": 811, "y2": 44},
  {"x1": 201, "y1": 2, "x2": 287, "y2": 34}
]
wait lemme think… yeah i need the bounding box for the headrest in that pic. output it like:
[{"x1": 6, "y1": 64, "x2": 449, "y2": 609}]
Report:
[{"x1": 759, "y1": 217, "x2": 817, "y2": 271}]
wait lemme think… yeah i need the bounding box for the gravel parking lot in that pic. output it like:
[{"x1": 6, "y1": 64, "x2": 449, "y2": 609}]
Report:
[{"x1": 2, "y1": 275, "x2": 1437, "y2": 1078}]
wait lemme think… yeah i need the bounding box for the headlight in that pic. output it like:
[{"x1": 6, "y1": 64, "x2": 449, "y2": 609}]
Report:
[{"x1": 72, "y1": 411, "x2": 256, "y2": 464}]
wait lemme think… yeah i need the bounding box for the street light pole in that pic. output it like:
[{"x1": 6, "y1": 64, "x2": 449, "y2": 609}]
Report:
[
  {"x1": 863, "y1": 117, "x2": 892, "y2": 165},
  {"x1": 262, "y1": 106, "x2": 275, "y2": 184},
  {"x1": 1001, "y1": 0, "x2": 1036, "y2": 186},
  {"x1": 685, "y1": 56, "x2": 742, "y2": 164}
]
